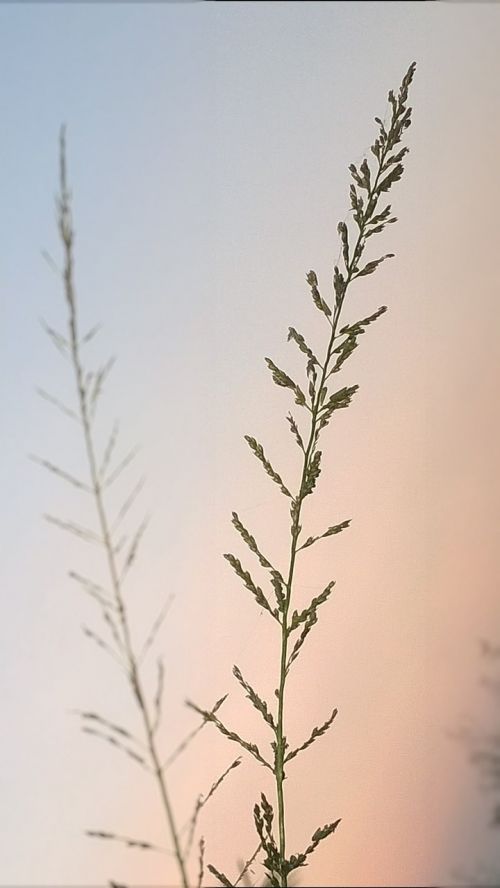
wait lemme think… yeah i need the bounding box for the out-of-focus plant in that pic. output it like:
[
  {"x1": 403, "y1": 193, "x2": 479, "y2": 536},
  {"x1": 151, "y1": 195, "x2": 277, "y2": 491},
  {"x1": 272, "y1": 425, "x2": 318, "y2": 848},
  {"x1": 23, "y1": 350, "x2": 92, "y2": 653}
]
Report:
[
  {"x1": 453, "y1": 639, "x2": 500, "y2": 886},
  {"x1": 35, "y1": 129, "x2": 236, "y2": 888}
]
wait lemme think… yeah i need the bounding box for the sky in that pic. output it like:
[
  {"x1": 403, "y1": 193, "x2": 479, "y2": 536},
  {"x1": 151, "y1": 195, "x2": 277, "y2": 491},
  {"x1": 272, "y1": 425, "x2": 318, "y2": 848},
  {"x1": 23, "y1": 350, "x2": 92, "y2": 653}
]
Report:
[{"x1": 2, "y1": 1, "x2": 500, "y2": 886}]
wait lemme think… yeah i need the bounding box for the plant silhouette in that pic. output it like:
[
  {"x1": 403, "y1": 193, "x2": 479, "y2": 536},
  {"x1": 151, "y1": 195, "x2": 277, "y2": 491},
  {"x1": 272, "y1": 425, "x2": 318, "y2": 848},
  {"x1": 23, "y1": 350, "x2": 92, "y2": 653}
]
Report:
[{"x1": 190, "y1": 61, "x2": 417, "y2": 887}]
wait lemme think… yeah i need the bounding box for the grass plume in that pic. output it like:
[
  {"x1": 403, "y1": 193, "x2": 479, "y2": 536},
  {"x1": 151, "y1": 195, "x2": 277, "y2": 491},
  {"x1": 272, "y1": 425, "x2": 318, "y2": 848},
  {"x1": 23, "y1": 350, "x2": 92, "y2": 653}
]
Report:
[{"x1": 196, "y1": 62, "x2": 417, "y2": 887}]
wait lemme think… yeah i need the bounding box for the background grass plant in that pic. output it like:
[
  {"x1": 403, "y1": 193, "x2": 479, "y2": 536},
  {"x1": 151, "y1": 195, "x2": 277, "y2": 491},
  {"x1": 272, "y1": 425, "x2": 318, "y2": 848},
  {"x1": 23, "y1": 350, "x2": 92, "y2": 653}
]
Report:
[
  {"x1": 452, "y1": 639, "x2": 500, "y2": 886},
  {"x1": 190, "y1": 62, "x2": 416, "y2": 887},
  {"x1": 35, "y1": 128, "x2": 238, "y2": 888}
]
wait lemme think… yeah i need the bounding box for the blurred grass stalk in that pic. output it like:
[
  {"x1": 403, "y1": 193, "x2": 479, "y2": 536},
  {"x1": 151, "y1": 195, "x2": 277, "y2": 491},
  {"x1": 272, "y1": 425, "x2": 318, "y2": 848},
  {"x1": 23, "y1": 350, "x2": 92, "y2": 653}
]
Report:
[
  {"x1": 36, "y1": 129, "x2": 239, "y2": 888},
  {"x1": 58, "y1": 126, "x2": 189, "y2": 888}
]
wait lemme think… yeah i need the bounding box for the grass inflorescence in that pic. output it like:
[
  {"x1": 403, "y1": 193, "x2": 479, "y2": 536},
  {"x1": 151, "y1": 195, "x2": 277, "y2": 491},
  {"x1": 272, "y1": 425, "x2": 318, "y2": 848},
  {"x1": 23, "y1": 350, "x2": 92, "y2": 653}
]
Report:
[{"x1": 190, "y1": 62, "x2": 417, "y2": 887}]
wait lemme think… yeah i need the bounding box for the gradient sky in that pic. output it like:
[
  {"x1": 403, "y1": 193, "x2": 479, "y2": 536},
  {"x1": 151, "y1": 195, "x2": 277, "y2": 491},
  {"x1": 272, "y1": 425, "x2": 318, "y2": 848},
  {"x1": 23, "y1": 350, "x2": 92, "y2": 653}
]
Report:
[{"x1": 2, "y1": 2, "x2": 500, "y2": 886}]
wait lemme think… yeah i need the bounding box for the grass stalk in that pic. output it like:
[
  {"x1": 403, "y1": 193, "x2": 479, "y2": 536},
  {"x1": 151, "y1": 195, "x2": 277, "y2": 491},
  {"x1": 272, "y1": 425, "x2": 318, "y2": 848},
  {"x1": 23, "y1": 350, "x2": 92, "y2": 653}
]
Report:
[
  {"x1": 197, "y1": 62, "x2": 417, "y2": 888},
  {"x1": 274, "y1": 80, "x2": 412, "y2": 880},
  {"x1": 55, "y1": 128, "x2": 189, "y2": 888}
]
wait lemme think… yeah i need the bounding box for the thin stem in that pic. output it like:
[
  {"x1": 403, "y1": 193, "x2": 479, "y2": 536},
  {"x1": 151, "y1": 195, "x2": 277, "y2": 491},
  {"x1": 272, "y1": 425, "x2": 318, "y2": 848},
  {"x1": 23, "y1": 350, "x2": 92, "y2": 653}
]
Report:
[
  {"x1": 273, "y1": 138, "x2": 392, "y2": 888},
  {"x1": 57, "y1": 131, "x2": 189, "y2": 888}
]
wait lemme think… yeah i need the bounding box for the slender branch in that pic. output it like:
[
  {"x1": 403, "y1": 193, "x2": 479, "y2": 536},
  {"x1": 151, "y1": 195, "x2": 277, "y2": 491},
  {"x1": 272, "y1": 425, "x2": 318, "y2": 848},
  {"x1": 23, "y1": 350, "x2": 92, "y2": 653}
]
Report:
[
  {"x1": 162, "y1": 695, "x2": 228, "y2": 771},
  {"x1": 234, "y1": 843, "x2": 262, "y2": 886}
]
